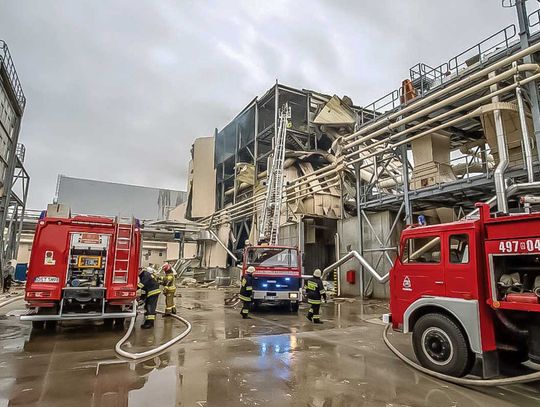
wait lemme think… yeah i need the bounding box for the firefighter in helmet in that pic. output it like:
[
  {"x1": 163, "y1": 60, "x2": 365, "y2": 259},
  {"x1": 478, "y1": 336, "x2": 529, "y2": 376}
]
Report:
[
  {"x1": 306, "y1": 268, "x2": 327, "y2": 324},
  {"x1": 161, "y1": 263, "x2": 177, "y2": 316},
  {"x1": 239, "y1": 266, "x2": 255, "y2": 319},
  {"x1": 137, "y1": 266, "x2": 161, "y2": 329}
]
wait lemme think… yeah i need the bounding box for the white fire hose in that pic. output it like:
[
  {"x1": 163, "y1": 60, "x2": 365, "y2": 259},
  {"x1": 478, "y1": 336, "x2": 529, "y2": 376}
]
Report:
[
  {"x1": 115, "y1": 303, "x2": 192, "y2": 360},
  {"x1": 382, "y1": 324, "x2": 540, "y2": 386}
]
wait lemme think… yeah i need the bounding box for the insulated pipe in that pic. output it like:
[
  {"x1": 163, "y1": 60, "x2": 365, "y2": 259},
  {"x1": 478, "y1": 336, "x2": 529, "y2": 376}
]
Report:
[
  {"x1": 343, "y1": 41, "x2": 540, "y2": 143},
  {"x1": 321, "y1": 250, "x2": 389, "y2": 284},
  {"x1": 208, "y1": 229, "x2": 238, "y2": 262},
  {"x1": 516, "y1": 86, "x2": 535, "y2": 182},
  {"x1": 345, "y1": 63, "x2": 540, "y2": 150},
  {"x1": 491, "y1": 72, "x2": 510, "y2": 214},
  {"x1": 345, "y1": 70, "x2": 540, "y2": 162}
]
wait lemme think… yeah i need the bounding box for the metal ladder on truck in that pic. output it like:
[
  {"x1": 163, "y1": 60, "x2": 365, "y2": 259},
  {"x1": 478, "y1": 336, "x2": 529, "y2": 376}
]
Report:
[
  {"x1": 112, "y1": 218, "x2": 133, "y2": 284},
  {"x1": 259, "y1": 103, "x2": 291, "y2": 245}
]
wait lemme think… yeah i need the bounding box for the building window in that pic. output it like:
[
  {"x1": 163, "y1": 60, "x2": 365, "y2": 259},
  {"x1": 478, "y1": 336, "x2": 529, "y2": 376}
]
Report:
[
  {"x1": 449, "y1": 234, "x2": 469, "y2": 264},
  {"x1": 402, "y1": 236, "x2": 441, "y2": 263},
  {"x1": 159, "y1": 252, "x2": 163, "y2": 257}
]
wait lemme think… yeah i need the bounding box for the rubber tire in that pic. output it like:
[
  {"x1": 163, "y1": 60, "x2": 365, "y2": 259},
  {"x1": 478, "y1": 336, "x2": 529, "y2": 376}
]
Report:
[
  {"x1": 412, "y1": 313, "x2": 473, "y2": 378},
  {"x1": 290, "y1": 302, "x2": 299, "y2": 312},
  {"x1": 103, "y1": 318, "x2": 114, "y2": 329},
  {"x1": 32, "y1": 320, "x2": 45, "y2": 330},
  {"x1": 252, "y1": 300, "x2": 261, "y2": 311}
]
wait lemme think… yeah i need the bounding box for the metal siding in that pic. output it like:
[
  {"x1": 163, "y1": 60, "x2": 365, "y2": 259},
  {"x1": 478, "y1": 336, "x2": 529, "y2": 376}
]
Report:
[{"x1": 56, "y1": 176, "x2": 186, "y2": 220}]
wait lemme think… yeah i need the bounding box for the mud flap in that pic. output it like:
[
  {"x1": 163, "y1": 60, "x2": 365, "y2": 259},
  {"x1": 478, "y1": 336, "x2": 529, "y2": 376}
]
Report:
[{"x1": 480, "y1": 350, "x2": 499, "y2": 379}]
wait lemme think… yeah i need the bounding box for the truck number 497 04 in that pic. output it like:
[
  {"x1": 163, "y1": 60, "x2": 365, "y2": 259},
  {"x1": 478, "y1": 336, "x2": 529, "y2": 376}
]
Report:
[{"x1": 499, "y1": 239, "x2": 540, "y2": 253}]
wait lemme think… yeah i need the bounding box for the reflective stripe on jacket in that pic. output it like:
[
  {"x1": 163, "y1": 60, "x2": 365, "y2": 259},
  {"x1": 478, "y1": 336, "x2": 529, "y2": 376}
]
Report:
[
  {"x1": 306, "y1": 277, "x2": 326, "y2": 304},
  {"x1": 138, "y1": 270, "x2": 160, "y2": 296},
  {"x1": 239, "y1": 274, "x2": 253, "y2": 301}
]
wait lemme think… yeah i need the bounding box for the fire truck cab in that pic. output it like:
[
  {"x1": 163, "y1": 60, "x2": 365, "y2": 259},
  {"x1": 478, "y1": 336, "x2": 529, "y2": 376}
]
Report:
[
  {"x1": 242, "y1": 245, "x2": 302, "y2": 312},
  {"x1": 389, "y1": 203, "x2": 540, "y2": 378},
  {"x1": 21, "y1": 211, "x2": 141, "y2": 329}
]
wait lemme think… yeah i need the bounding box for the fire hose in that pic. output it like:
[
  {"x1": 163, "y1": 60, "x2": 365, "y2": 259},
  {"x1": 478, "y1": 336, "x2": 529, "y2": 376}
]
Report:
[
  {"x1": 114, "y1": 302, "x2": 192, "y2": 360},
  {"x1": 382, "y1": 324, "x2": 540, "y2": 386}
]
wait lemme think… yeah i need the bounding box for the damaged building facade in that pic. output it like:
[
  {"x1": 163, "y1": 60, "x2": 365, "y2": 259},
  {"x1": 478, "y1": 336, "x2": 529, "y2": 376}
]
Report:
[{"x1": 173, "y1": 19, "x2": 540, "y2": 299}]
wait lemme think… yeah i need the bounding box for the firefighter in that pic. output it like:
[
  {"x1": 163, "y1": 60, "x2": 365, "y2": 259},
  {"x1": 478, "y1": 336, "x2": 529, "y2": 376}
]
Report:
[
  {"x1": 239, "y1": 266, "x2": 255, "y2": 319},
  {"x1": 137, "y1": 266, "x2": 161, "y2": 329},
  {"x1": 161, "y1": 263, "x2": 177, "y2": 317},
  {"x1": 306, "y1": 268, "x2": 327, "y2": 324},
  {"x1": 2, "y1": 260, "x2": 15, "y2": 294}
]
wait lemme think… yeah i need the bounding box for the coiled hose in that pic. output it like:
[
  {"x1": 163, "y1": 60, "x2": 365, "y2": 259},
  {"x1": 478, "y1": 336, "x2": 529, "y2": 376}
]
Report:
[{"x1": 382, "y1": 324, "x2": 540, "y2": 386}]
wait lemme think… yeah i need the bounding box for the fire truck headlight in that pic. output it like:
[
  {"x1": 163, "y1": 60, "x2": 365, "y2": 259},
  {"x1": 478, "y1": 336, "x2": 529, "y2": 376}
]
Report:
[{"x1": 289, "y1": 293, "x2": 298, "y2": 299}]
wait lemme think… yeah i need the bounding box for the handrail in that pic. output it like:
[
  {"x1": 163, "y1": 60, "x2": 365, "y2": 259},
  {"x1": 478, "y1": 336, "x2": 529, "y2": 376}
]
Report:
[
  {"x1": 358, "y1": 24, "x2": 518, "y2": 130},
  {"x1": 447, "y1": 24, "x2": 517, "y2": 75},
  {"x1": 0, "y1": 40, "x2": 26, "y2": 112}
]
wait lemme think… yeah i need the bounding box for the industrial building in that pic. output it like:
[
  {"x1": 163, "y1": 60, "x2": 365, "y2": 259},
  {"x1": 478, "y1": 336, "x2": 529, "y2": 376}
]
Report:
[
  {"x1": 175, "y1": 6, "x2": 540, "y2": 300},
  {"x1": 15, "y1": 176, "x2": 189, "y2": 267}
]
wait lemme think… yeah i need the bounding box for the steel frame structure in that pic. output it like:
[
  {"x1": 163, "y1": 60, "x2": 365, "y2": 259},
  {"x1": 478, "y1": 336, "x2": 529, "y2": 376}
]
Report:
[{"x1": 0, "y1": 41, "x2": 29, "y2": 289}]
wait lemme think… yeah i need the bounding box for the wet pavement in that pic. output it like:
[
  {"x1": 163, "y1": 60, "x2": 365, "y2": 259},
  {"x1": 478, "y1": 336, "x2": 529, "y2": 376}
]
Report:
[{"x1": 1, "y1": 289, "x2": 540, "y2": 406}]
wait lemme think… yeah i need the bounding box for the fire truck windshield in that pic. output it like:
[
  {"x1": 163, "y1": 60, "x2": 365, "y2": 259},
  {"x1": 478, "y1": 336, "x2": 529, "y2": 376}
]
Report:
[{"x1": 247, "y1": 248, "x2": 298, "y2": 268}]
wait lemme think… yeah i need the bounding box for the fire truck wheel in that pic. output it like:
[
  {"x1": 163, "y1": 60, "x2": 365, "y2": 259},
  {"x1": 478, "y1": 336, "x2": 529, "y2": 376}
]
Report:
[
  {"x1": 412, "y1": 313, "x2": 473, "y2": 377},
  {"x1": 290, "y1": 302, "x2": 299, "y2": 312}
]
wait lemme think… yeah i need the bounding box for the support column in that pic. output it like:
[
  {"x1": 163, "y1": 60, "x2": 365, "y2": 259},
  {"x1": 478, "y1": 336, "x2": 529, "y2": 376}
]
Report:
[
  {"x1": 400, "y1": 144, "x2": 413, "y2": 224},
  {"x1": 515, "y1": 0, "x2": 540, "y2": 162},
  {"x1": 354, "y1": 162, "x2": 364, "y2": 299}
]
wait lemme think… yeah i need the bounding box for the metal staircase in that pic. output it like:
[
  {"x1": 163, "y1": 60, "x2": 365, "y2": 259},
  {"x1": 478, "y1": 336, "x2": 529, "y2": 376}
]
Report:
[{"x1": 259, "y1": 103, "x2": 290, "y2": 245}]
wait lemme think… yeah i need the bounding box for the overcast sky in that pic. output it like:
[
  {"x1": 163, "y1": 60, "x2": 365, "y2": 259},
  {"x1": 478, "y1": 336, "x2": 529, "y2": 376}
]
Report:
[{"x1": 1, "y1": 0, "x2": 518, "y2": 208}]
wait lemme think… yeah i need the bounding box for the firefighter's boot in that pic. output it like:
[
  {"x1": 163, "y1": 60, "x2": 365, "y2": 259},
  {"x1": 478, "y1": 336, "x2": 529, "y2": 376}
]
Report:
[{"x1": 141, "y1": 319, "x2": 154, "y2": 329}]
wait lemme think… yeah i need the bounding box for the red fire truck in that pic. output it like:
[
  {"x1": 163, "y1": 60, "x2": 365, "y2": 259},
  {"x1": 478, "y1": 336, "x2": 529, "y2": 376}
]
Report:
[
  {"x1": 21, "y1": 211, "x2": 141, "y2": 329},
  {"x1": 388, "y1": 202, "x2": 540, "y2": 378},
  {"x1": 242, "y1": 245, "x2": 302, "y2": 312}
]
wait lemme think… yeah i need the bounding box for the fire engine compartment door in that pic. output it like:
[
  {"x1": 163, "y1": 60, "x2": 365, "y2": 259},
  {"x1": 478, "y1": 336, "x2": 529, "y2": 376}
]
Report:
[
  {"x1": 66, "y1": 233, "x2": 110, "y2": 290},
  {"x1": 396, "y1": 233, "x2": 445, "y2": 305},
  {"x1": 444, "y1": 231, "x2": 475, "y2": 299}
]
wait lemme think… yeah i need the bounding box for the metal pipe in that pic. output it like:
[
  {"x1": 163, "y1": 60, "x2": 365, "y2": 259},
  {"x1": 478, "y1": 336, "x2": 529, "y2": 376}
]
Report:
[
  {"x1": 490, "y1": 71, "x2": 510, "y2": 214},
  {"x1": 343, "y1": 41, "x2": 540, "y2": 143},
  {"x1": 516, "y1": 86, "x2": 535, "y2": 182},
  {"x1": 208, "y1": 229, "x2": 238, "y2": 262},
  {"x1": 321, "y1": 250, "x2": 389, "y2": 284},
  {"x1": 345, "y1": 63, "x2": 540, "y2": 149}
]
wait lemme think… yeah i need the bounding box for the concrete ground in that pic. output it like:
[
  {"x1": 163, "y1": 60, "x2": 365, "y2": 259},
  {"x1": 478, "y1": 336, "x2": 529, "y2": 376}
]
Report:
[{"x1": 1, "y1": 289, "x2": 540, "y2": 406}]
